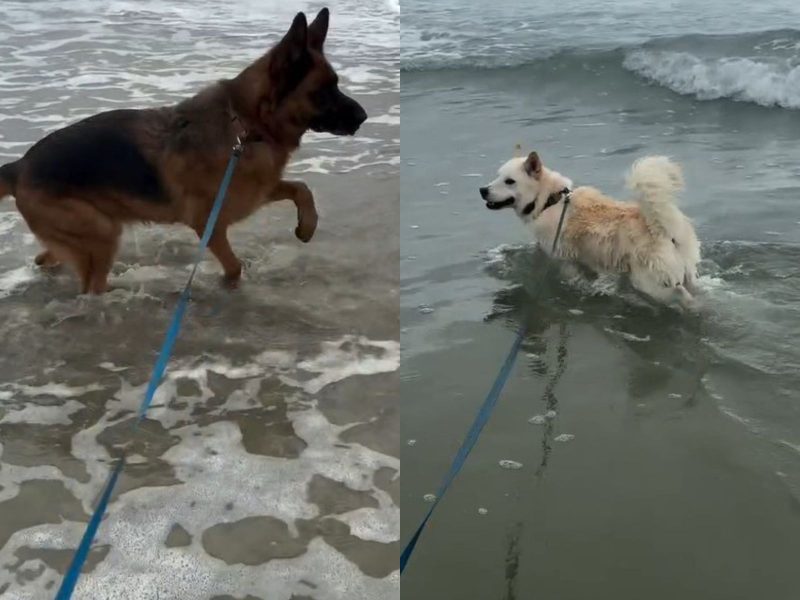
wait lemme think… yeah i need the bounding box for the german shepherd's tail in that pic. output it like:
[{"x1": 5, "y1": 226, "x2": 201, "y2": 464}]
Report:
[{"x1": 0, "y1": 161, "x2": 19, "y2": 199}]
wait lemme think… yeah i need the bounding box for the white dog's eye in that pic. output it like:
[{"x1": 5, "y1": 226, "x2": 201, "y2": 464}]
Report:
[{"x1": 504, "y1": 178, "x2": 515, "y2": 185}]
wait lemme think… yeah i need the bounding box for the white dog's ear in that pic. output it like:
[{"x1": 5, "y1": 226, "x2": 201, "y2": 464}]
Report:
[{"x1": 524, "y1": 151, "x2": 542, "y2": 179}]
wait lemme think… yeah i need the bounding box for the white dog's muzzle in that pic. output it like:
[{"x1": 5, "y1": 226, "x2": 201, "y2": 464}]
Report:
[{"x1": 479, "y1": 186, "x2": 515, "y2": 210}]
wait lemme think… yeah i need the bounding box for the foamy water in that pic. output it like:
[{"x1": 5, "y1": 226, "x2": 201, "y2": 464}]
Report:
[{"x1": 0, "y1": 337, "x2": 399, "y2": 599}]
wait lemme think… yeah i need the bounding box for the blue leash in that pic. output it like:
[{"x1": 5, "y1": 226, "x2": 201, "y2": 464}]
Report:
[
  {"x1": 400, "y1": 191, "x2": 571, "y2": 574},
  {"x1": 55, "y1": 139, "x2": 244, "y2": 600},
  {"x1": 399, "y1": 326, "x2": 526, "y2": 573}
]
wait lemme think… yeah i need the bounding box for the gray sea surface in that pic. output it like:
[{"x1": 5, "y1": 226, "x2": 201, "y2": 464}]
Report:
[{"x1": 401, "y1": 1, "x2": 800, "y2": 598}]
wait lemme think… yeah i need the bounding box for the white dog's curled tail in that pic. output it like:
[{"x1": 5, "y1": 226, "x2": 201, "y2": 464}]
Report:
[{"x1": 626, "y1": 155, "x2": 685, "y2": 237}]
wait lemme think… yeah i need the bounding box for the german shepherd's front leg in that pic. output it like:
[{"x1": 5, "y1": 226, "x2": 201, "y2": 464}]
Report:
[
  {"x1": 194, "y1": 225, "x2": 242, "y2": 287},
  {"x1": 270, "y1": 180, "x2": 317, "y2": 243}
]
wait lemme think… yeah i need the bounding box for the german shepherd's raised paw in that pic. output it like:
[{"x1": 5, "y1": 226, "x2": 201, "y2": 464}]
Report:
[
  {"x1": 34, "y1": 249, "x2": 61, "y2": 268},
  {"x1": 0, "y1": 8, "x2": 366, "y2": 295}
]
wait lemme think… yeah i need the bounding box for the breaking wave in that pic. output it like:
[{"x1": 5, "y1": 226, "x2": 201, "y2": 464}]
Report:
[
  {"x1": 623, "y1": 50, "x2": 800, "y2": 109},
  {"x1": 404, "y1": 28, "x2": 800, "y2": 110}
]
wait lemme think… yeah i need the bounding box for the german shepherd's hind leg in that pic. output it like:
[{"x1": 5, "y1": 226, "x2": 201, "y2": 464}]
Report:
[
  {"x1": 271, "y1": 180, "x2": 318, "y2": 243},
  {"x1": 194, "y1": 225, "x2": 242, "y2": 287},
  {"x1": 85, "y1": 237, "x2": 120, "y2": 294},
  {"x1": 23, "y1": 197, "x2": 122, "y2": 295},
  {"x1": 43, "y1": 237, "x2": 118, "y2": 295},
  {"x1": 39, "y1": 237, "x2": 92, "y2": 294}
]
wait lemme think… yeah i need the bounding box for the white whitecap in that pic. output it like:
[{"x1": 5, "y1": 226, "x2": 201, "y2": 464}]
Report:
[{"x1": 623, "y1": 49, "x2": 800, "y2": 110}]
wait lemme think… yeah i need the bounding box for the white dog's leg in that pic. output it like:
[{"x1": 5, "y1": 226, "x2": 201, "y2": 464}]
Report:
[
  {"x1": 674, "y1": 283, "x2": 698, "y2": 312},
  {"x1": 684, "y1": 271, "x2": 700, "y2": 296},
  {"x1": 630, "y1": 269, "x2": 674, "y2": 304},
  {"x1": 558, "y1": 261, "x2": 583, "y2": 282},
  {"x1": 630, "y1": 268, "x2": 697, "y2": 311}
]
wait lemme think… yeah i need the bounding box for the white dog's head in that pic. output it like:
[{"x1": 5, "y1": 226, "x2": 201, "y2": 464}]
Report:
[{"x1": 479, "y1": 151, "x2": 573, "y2": 221}]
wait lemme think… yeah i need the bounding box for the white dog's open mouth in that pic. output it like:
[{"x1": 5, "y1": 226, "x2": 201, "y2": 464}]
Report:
[{"x1": 485, "y1": 198, "x2": 515, "y2": 210}]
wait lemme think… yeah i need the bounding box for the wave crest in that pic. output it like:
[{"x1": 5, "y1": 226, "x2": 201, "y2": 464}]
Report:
[{"x1": 623, "y1": 49, "x2": 800, "y2": 109}]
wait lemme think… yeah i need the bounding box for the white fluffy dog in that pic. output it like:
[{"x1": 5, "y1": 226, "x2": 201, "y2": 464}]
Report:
[{"x1": 479, "y1": 151, "x2": 701, "y2": 308}]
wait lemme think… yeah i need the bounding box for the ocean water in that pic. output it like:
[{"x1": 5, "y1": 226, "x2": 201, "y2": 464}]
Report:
[
  {"x1": 401, "y1": 2, "x2": 800, "y2": 599},
  {"x1": 0, "y1": 0, "x2": 399, "y2": 598}
]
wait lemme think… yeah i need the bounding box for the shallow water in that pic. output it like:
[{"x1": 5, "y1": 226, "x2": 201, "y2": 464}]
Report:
[
  {"x1": 401, "y1": 2, "x2": 800, "y2": 598},
  {"x1": 0, "y1": 1, "x2": 399, "y2": 598}
]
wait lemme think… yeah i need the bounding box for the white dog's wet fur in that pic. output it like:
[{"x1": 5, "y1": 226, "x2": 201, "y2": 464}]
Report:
[{"x1": 480, "y1": 151, "x2": 701, "y2": 309}]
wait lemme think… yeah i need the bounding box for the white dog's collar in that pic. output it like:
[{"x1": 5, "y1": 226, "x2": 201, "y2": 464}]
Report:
[
  {"x1": 523, "y1": 187, "x2": 571, "y2": 217},
  {"x1": 542, "y1": 187, "x2": 572, "y2": 212}
]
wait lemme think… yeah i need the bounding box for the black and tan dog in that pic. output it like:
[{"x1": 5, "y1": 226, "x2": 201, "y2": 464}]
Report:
[{"x1": 0, "y1": 8, "x2": 366, "y2": 294}]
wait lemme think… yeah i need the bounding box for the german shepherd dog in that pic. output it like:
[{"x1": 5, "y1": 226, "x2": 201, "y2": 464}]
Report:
[{"x1": 0, "y1": 8, "x2": 366, "y2": 294}]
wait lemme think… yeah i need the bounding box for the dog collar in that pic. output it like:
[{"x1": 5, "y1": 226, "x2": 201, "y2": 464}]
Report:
[
  {"x1": 230, "y1": 113, "x2": 265, "y2": 145},
  {"x1": 522, "y1": 187, "x2": 571, "y2": 216},
  {"x1": 543, "y1": 187, "x2": 571, "y2": 211}
]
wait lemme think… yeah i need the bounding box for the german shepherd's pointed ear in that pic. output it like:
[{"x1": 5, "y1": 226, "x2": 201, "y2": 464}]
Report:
[
  {"x1": 308, "y1": 8, "x2": 330, "y2": 51},
  {"x1": 266, "y1": 12, "x2": 312, "y2": 108},
  {"x1": 275, "y1": 12, "x2": 309, "y2": 65},
  {"x1": 524, "y1": 151, "x2": 542, "y2": 179}
]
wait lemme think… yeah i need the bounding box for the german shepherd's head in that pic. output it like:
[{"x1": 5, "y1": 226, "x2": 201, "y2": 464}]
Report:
[{"x1": 233, "y1": 8, "x2": 367, "y2": 139}]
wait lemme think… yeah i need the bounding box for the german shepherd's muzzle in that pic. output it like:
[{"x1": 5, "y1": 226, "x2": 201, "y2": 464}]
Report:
[
  {"x1": 0, "y1": 8, "x2": 367, "y2": 295},
  {"x1": 310, "y1": 85, "x2": 367, "y2": 136}
]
